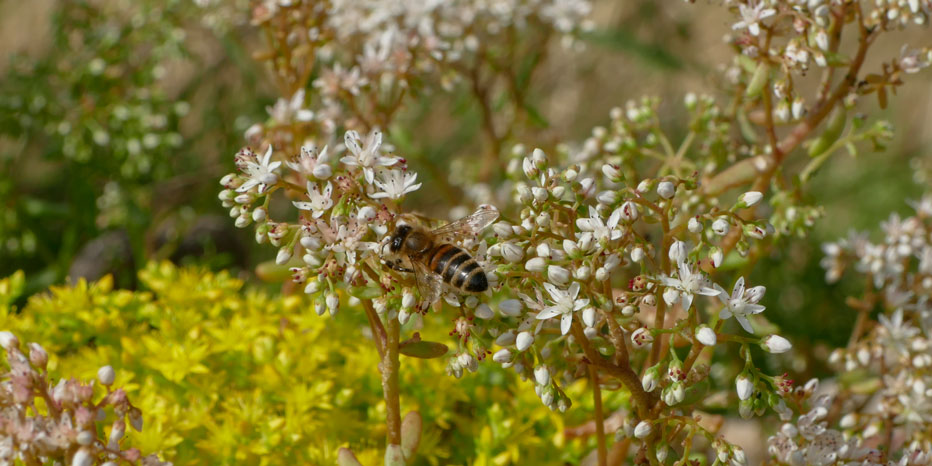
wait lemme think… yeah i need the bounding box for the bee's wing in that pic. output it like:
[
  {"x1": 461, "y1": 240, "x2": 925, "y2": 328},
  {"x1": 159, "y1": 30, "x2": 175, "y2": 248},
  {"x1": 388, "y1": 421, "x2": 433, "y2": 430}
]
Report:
[
  {"x1": 430, "y1": 205, "x2": 500, "y2": 244},
  {"x1": 412, "y1": 260, "x2": 443, "y2": 311}
]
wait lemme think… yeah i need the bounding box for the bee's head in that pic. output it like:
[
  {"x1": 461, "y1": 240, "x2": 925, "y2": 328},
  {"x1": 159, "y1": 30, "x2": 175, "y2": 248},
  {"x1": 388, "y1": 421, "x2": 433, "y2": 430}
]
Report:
[{"x1": 387, "y1": 224, "x2": 413, "y2": 254}]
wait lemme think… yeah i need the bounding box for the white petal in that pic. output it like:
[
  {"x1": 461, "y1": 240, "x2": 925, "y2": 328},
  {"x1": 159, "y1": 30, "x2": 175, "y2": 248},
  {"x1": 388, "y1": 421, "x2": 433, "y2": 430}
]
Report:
[
  {"x1": 543, "y1": 282, "x2": 564, "y2": 302},
  {"x1": 681, "y1": 292, "x2": 694, "y2": 311},
  {"x1": 536, "y1": 306, "x2": 561, "y2": 320},
  {"x1": 567, "y1": 282, "x2": 581, "y2": 300},
  {"x1": 560, "y1": 313, "x2": 573, "y2": 335},
  {"x1": 736, "y1": 315, "x2": 754, "y2": 333},
  {"x1": 344, "y1": 130, "x2": 361, "y2": 155},
  {"x1": 732, "y1": 277, "x2": 746, "y2": 299}
]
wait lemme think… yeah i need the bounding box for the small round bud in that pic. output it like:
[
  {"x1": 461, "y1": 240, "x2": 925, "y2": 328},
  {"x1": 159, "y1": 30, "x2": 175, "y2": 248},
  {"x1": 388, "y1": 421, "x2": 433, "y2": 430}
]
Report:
[
  {"x1": 534, "y1": 365, "x2": 551, "y2": 386},
  {"x1": 739, "y1": 191, "x2": 763, "y2": 207},
  {"x1": 762, "y1": 335, "x2": 792, "y2": 353},
  {"x1": 688, "y1": 217, "x2": 702, "y2": 233},
  {"x1": 634, "y1": 421, "x2": 652, "y2": 439},
  {"x1": 657, "y1": 181, "x2": 675, "y2": 199},
  {"x1": 276, "y1": 247, "x2": 293, "y2": 265},
  {"x1": 97, "y1": 365, "x2": 116, "y2": 386},
  {"x1": 499, "y1": 299, "x2": 523, "y2": 317},
  {"x1": 525, "y1": 257, "x2": 547, "y2": 273},
  {"x1": 736, "y1": 374, "x2": 754, "y2": 401},
  {"x1": 516, "y1": 331, "x2": 534, "y2": 351},
  {"x1": 712, "y1": 218, "x2": 730, "y2": 235},
  {"x1": 696, "y1": 326, "x2": 717, "y2": 346}
]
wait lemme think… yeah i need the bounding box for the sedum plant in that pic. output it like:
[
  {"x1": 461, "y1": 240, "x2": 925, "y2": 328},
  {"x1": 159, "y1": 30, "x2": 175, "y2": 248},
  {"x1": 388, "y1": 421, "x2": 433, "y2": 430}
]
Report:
[
  {"x1": 0, "y1": 329, "x2": 168, "y2": 466},
  {"x1": 216, "y1": 0, "x2": 932, "y2": 464},
  {"x1": 0, "y1": 264, "x2": 587, "y2": 465}
]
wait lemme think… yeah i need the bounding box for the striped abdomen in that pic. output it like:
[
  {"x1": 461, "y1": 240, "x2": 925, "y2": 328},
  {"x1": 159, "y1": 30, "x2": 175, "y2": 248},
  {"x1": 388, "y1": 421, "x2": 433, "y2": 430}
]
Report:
[{"x1": 426, "y1": 243, "x2": 488, "y2": 292}]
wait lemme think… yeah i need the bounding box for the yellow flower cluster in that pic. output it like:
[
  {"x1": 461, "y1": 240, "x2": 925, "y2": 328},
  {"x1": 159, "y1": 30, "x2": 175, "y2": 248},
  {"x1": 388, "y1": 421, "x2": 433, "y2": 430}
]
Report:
[{"x1": 0, "y1": 263, "x2": 602, "y2": 465}]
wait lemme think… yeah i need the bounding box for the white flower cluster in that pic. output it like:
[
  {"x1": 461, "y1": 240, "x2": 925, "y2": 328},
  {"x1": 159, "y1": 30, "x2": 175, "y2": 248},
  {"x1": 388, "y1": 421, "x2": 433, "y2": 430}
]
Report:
[
  {"x1": 246, "y1": 0, "x2": 593, "y2": 139},
  {"x1": 806, "y1": 195, "x2": 932, "y2": 463},
  {"x1": 219, "y1": 129, "x2": 422, "y2": 316},
  {"x1": 0, "y1": 332, "x2": 169, "y2": 466},
  {"x1": 473, "y1": 109, "x2": 791, "y2": 417},
  {"x1": 769, "y1": 380, "x2": 932, "y2": 465}
]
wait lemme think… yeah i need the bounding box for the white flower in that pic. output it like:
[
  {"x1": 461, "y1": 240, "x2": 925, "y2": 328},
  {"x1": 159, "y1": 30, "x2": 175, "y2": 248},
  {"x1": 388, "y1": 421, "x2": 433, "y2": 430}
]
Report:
[
  {"x1": 732, "y1": 1, "x2": 776, "y2": 36},
  {"x1": 878, "y1": 308, "x2": 920, "y2": 358},
  {"x1": 575, "y1": 206, "x2": 624, "y2": 244},
  {"x1": 717, "y1": 277, "x2": 766, "y2": 333},
  {"x1": 668, "y1": 240, "x2": 688, "y2": 265},
  {"x1": 740, "y1": 191, "x2": 763, "y2": 207},
  {"x1": 642, "y1": 370, "x2": 658, "y2": 392},
  {"x1": 688, "y1": 217, "x2": 703, "y2": 233},
  {"x1": 286, "y1": 144, "x2": 332, "y2": 180},
  {"x1": 534, "y1": 365, "x2": 550, "y2": 386},
  {"x1": 276, "y1": 247, "x2": 292, "y2": 265},
  {"x1": 631, "y1": 327, "x2": 653, "y2": 347},
  {"x1": 657, "y1": 181, "x2": 675, "y2": 199},
  {"x1": 711, "y1": 247, "x2": 724, "y2": 267},
  {"x1": 501, "y1": 242, "x2": 524, "y2": 263},
  {"x1": 72, "y1": 448, "x2": 93, "y2": 466},
  {"x1": 696, "y1": 325, "x2": 718, "y2": 346},
  {"x1": 0, "y1": 331, "x2": 18, "y2": 350},
  {"x1": 97, "y1": 365, "x2": 116, "y2": 386},
  {"x1": 536, "y1": 282, "x2": 589, "y2": 335},
  {"x1": 266, "y1": 88, "x2": 314, "y2": 123},
  {"x1": 547, "y1": 265, "x2": 570, "y2": 286},
  {"x1": 499, "y1": 299, "x2": 523, "y2": 317},
  {"x1": 763, "y1": 335, "x2": 792, "y2": 353},
  {"x1": 492, "y1": 348, "x2": 512, "y2": 363},
  {"x1": 526, "y1": 257, "x2": 547, "y2": 272},
  {"x1": 516, "y1": 331, "x2": 534, "y2": 351},
  {"x1": 293, "y1": 181, "x2": 334, "y2": 218},
  {"x1": 237, "y1": 145, "x2": 281, "y2": 193},
  {"x1": 712, "y1": 217, "x2": 731, "y2": 235},
  {"x1": 736, "y1": 374, "x2": 753, "y2": 400},
  {"x1": 341, "y1": 130, "x2": 399, "y2": 184},
  {"x1": 659, "y1": 261, "x2": 721, "y2": 311},
  {"x1": 495, "y1": 331, "x2": 516, "y2": 346},
  {"x1": 468, "y1": 303, "x2": 491, "y2": 321},
  {"x1": 634, "y1": 421, "x2": 652, "y2": 439},
  {"x1": 369, "y1": 169, "x2": 421, "y2": 200}
]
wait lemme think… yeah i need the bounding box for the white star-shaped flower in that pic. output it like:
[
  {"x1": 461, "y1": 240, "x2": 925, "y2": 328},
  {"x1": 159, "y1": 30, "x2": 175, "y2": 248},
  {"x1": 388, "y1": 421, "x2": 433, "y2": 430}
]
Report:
[
  {"x1": 237, "y1": 145, "x2": 281, "y2": 194},
  {"x1": 293, "y1": 181, "x2": 333, "y2": 218},
  {"x1": 536, "y1": 282, "x2": 589, "y2": 335},
  {"x1": 575, "y1": 206, "x2": 624, "y2": 244},
  {"x1": 286, "y1": 144, "x2": 332, "y2": 180},
  {"x1": 716, "y1": 276, "x2": 766, "y2": 333},
  {"x1": 341, "y1": 129, "x2": 399, "y2": 184},
  {"x1": 659, "y1": 261, "x2": 720, "y2": 311},
  {"x1": 369, "y1": 169, "x2": 421, "y2": 200},
  {"x1": 732, "y1": 1, "x2": 776, "y2": 37}
]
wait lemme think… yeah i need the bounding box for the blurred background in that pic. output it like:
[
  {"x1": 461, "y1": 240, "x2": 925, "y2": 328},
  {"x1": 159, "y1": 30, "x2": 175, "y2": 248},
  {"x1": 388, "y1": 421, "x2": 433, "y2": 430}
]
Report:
[{"x1": 1, "y1": 0, "x2": 930, "y2": 463}]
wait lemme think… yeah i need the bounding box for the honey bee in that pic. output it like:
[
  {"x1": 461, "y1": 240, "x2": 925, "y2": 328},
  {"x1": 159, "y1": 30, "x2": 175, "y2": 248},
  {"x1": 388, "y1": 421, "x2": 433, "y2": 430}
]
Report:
[{"x1": 382, "y1": 205, "x2": 499, "y2": 309}]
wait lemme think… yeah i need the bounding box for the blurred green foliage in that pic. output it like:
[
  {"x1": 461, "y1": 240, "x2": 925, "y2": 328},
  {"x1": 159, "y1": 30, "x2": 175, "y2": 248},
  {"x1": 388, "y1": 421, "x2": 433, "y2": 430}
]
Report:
[{"x1": 0, "y1": 0, "x2": 268, "y2": 293}]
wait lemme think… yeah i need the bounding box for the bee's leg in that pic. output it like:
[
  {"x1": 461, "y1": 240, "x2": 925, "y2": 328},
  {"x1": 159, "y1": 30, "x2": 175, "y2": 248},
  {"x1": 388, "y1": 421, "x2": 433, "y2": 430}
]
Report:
[{"x1": 383, "y1": 259, "x2": 414, "y2": 273}]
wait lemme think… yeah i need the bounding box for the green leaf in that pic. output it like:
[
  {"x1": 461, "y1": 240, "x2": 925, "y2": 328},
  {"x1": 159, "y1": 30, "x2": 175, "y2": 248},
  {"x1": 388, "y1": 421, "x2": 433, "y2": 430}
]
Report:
[
  {"x1": 401, "y1": 411, "x2": 422, "y2": 461},
  {"x1": 745, "y1": 62, "x2": 769, "y2": 99},
  {"x1": 578, "y1": 29, "x2": 683, "y2": 70},
  {"x1": 399, "y1": 340, "x2": 448, "y2": 359},
  {"x1": 348, "y1": 286, "x2": 384, "y2": 300},
  {"x1": 254, "y1": 260, "x2": 294, "y2": 283}
]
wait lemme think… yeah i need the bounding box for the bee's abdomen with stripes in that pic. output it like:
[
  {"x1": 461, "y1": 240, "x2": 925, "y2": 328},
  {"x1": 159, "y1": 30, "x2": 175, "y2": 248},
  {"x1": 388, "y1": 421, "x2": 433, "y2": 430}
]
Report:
[{"x1": 427, "y1": 243, "x2": 488, "y2": 292}]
